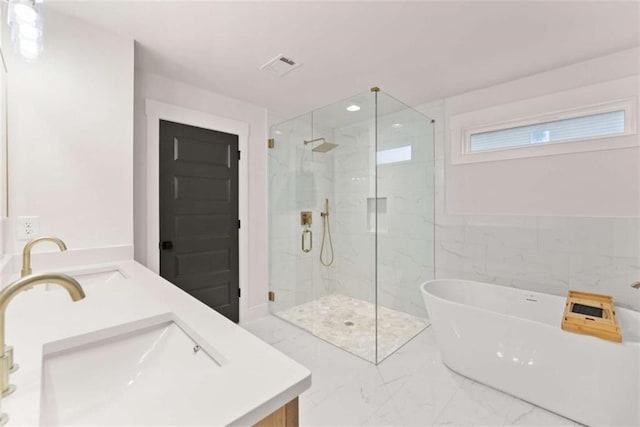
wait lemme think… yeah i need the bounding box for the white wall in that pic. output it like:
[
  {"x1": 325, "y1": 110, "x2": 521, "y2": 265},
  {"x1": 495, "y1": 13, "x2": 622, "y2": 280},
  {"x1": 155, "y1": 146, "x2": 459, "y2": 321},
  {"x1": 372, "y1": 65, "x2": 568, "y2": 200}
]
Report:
[
  {"x1": 416, "y1": 47, "x2": 640, "y2": 311},
  {"x1": 134, "y1": 70, "x2": 268, "y2": 317},
  {"x1": 445, "y1": 48, "x2": 640, "y2": 216},
  {"x1": 4, "y1": 8, "x2": 134, "y2": 254}
]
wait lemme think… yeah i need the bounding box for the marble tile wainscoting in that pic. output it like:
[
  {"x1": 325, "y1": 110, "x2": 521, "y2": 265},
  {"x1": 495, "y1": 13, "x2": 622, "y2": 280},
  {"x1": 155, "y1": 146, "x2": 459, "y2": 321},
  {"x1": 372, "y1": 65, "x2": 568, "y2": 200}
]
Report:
[
  {"x1": 242, "y1": 315, "x2": 582, "y2": 427},
  {"x1": 435, "y1": 215, "x2": 640, "y2": 311}
]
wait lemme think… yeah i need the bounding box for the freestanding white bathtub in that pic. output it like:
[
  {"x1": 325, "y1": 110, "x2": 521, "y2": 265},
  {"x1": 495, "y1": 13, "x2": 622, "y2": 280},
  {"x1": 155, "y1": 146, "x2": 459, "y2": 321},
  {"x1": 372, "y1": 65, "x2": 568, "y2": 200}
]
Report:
[{"x1": 421, "y1": 279, "x2": 640, "y2": 427}]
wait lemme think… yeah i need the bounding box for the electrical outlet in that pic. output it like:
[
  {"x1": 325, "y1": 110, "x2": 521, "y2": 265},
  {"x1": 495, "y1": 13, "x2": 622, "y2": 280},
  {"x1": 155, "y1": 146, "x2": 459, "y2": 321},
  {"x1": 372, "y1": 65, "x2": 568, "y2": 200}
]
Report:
[{"x1": 17, "y1": 216, "x2": 39, "y2": 240}]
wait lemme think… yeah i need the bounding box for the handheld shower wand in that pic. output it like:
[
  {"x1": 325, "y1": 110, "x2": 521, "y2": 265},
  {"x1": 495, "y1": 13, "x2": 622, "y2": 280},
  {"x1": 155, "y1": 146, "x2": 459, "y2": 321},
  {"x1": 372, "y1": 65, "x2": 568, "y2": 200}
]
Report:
[{"x1": 320, "y1": 199, "x2": 334, "y2": 266}]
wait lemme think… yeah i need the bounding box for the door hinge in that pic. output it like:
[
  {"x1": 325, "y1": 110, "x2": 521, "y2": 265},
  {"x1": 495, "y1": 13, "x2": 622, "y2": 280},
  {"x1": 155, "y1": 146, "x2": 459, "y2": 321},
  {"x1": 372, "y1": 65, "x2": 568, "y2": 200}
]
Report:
[
  {"x1": 238, "y1": 219, "x2": 241, "y2": 229},
  {"x1": 268, "y1": 291, "x2": 275, "y2": 302},
  {"x1": 238, "y1": 150, "x2": 241, "y2": 161},
  {"x1": 268, "y1": 138, "x2": 275, "y2": 149},
  {"x1": 238, "y1": 288, "x2": 241, "y2": 298}
]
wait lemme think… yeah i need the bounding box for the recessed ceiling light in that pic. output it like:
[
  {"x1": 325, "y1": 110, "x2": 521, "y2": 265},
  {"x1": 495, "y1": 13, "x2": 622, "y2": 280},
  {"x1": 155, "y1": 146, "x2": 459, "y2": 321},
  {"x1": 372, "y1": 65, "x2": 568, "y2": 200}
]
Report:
[
  {"x1": 391, "y1": 123, "x2": 403, "y2": 128},
  {"x1": 346, "y1": 104, "x2": 360, "y2": 112}
]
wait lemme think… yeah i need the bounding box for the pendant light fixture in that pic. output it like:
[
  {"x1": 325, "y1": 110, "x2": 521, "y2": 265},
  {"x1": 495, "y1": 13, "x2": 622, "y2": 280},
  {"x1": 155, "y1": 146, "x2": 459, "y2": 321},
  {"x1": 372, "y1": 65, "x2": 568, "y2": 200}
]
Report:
[{"x1": 7, "y1": 0, "x2": 43, "y2": 61}]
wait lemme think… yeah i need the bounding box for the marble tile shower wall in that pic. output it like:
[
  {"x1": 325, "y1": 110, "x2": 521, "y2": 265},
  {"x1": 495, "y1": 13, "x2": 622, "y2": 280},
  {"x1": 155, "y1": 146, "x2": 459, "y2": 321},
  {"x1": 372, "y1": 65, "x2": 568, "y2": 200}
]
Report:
[
  {"x1": 376, "y1": 122, "x2": 435, "y2": 318},
  {"x1": 417, "y1": 101, "x2": 640, "y2": 312},
  {"x1": 331, "y1": 122, "x2": 434, "y2": 319},
  {"x1": 331, "y1": 129, "x2": 375, "y2": 307},
  {"x1": 310, "y1": 129, "x2": 338, "y2": 303},
  {"x1": 268, "y1": 119, "x2": 336, "y2": 314}
]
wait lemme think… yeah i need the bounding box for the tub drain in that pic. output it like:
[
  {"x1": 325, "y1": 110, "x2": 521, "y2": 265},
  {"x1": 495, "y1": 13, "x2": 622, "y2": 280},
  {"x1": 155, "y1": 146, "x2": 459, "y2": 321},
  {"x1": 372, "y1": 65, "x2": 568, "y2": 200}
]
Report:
[{"x1": 344, "y1": 321, "x2": 355, "y2": 327}]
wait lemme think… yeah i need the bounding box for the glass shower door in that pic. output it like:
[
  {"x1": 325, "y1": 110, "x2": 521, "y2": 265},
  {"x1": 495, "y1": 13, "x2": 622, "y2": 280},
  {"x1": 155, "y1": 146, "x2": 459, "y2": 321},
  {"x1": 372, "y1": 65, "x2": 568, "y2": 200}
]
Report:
[
  {"x1": 268, "y1": 92, "x2": 379, "y2": 363},
  {"x1": 267, "y1": 113, "x2": 317, "y2": 319}
]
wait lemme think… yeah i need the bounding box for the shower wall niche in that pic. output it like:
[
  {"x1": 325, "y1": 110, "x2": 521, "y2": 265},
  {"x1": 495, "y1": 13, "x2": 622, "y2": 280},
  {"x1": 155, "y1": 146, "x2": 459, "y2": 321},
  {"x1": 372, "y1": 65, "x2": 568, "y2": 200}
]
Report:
[{"x1": 268, "y1": 89, "x2": 435, "y2": 364}]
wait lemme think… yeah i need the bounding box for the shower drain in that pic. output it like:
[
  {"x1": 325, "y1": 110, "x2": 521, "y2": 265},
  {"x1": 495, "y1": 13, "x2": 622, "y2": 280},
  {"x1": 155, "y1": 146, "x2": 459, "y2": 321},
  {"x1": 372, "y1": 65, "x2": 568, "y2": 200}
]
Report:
[{"x1": 344, "y1": 321, "x2": 355, "y2": 327}]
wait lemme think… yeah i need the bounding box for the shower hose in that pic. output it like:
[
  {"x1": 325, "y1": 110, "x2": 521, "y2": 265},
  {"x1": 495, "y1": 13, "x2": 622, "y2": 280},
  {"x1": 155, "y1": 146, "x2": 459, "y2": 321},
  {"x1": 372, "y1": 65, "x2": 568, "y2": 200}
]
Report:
[{"x1": 320, "y1": 210, "x2": 334, "y2": 267}]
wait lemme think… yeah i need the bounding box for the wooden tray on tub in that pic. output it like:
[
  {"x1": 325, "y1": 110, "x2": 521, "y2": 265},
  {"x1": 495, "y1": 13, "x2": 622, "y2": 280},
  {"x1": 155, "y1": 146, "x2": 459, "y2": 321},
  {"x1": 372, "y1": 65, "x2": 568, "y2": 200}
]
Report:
[{"x1": 561, "y1": 291, "x2": 622, "y2": 343}]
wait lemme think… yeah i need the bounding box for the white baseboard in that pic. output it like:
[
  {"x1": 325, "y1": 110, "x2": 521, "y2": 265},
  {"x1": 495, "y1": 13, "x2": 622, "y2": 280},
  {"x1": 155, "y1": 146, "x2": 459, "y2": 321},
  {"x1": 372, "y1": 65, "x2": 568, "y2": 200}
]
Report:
[{"x1": 241, "y1": 302, "x2": 269, "y2": 323}]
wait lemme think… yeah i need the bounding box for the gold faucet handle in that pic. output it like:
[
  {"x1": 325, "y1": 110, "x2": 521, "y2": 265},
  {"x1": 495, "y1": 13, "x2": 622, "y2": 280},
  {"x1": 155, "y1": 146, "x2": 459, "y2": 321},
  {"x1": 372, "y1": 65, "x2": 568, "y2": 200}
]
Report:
[
  {"x1": 4, "y1": 346, "x2": 17, "y2": 374},
  {"x1": 0, "y1": 353, "x2": 14, "y2": 397}
]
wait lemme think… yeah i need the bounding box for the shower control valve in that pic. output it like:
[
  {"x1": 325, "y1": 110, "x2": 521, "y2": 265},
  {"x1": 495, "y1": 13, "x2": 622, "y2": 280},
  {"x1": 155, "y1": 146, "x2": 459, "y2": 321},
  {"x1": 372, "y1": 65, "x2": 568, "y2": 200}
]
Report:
[{"x1": 301, "y1": 211, "x2": 312, "y2": 226}]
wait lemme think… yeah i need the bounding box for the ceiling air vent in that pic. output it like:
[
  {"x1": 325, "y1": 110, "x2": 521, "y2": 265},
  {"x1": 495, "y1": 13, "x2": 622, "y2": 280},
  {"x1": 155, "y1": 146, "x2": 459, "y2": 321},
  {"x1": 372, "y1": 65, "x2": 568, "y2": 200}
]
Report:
[{"x1": 260, "y1": 54, "x2": 302, "y2": 77}]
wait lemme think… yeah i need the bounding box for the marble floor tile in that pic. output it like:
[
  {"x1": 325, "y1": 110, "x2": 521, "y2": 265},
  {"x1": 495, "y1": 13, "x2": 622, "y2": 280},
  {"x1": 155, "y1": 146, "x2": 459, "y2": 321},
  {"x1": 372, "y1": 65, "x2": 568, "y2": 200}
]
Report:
[
  {"x1": 505, "y1": 398, "x2": 579, "y2": 426},
  {"x1": 242, "y1": 315, "x2": 579, "y2": 427},
  {"x1": 433, "y1": 380, "x2": 514, "y2": 426},
  {"x1": 303, "y1": 367, "x2": 393, "y2": 426},
  {"x1": 241, "y1": 313, "x2": 305, "y2": 345},
  {"x1": 377, "y1": 358, "x2": 466, "y2": 426}
]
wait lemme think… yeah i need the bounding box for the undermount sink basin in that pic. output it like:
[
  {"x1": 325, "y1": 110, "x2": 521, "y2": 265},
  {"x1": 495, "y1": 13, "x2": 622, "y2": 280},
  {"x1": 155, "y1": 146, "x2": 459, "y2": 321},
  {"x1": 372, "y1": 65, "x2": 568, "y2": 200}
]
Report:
[
  {"x1": 46, "y1": 266, "x2": 126, "y2": 293},
  {"x1": 40, "y1": 314, "x2": 226, "y2": 425}
]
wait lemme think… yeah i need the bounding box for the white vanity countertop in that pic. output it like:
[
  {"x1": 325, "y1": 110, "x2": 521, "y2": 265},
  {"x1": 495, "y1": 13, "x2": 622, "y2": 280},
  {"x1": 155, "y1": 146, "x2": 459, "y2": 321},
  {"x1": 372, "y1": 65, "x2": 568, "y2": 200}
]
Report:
[{"x1": 1, "y1": 260, "x2": 311, "y2": 426}]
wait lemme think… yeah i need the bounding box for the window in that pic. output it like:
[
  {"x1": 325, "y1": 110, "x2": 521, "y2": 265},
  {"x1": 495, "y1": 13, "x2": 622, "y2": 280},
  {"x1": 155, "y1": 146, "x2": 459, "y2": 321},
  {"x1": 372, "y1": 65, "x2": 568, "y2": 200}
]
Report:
[
  {"x1": 450, "y1": 93, "x2": 637, "y2": 165},
  {"x1": 469, "y1": 109, "x2": 626, "y2": 153},
  {"x1": 376, "y1": 145, "x2": 411, "y2": 165}
]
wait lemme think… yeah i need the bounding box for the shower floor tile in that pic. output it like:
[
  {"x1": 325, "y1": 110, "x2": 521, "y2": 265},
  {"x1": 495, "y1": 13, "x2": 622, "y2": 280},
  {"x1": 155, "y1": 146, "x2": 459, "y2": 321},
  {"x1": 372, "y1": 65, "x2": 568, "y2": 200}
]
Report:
[{"x1": 276, "y1": 294, "x2": 429, "y2": 363}]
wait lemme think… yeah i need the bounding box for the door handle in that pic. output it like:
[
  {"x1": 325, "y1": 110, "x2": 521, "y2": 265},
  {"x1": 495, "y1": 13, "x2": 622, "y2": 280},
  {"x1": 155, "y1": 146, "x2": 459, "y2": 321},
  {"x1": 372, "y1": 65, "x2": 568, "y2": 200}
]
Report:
[
  {"x1": 301, "y1": 229, "x2": 312, "y2": 253},
  {"x1": 160, "y1": 241, "x2": 173, "y2": 250}
]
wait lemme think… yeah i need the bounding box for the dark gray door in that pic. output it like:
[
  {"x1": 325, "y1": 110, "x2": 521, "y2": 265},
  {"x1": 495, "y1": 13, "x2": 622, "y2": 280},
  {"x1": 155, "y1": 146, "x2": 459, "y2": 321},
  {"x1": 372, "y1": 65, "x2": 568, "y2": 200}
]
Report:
[{"x1": 159, "y1": 120, "x2": 240, "y2": 322}]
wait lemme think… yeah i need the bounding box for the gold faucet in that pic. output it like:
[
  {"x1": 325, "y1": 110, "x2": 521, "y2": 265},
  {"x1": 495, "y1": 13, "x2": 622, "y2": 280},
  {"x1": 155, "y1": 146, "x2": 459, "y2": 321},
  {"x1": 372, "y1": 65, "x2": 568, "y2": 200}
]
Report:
[
  {"x1": 21, "y1": 236, "x2": 67, "y2": 277},
  {"x1": 0, "y1": 273, "x2": 85, "y2": 397}
]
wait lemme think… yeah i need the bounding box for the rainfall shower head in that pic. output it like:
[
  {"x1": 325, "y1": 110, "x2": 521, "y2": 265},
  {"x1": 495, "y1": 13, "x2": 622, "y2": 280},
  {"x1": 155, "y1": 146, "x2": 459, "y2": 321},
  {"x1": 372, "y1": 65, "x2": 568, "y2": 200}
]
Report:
[{"x1": 303, "y1": 137, "x2": 339, "y2": 153}]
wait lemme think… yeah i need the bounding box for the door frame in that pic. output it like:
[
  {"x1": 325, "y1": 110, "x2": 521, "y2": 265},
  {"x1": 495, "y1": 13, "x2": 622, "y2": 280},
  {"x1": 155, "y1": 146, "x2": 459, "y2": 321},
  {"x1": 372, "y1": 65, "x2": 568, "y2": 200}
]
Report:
[{"x1": 145, "y1": 99, "x2": 249, "y2": 321}]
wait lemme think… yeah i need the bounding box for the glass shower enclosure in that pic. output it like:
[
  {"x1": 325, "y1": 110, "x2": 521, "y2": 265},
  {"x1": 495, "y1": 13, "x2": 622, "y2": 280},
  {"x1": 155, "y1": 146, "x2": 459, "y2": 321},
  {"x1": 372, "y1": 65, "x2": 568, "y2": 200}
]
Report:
[{"x1": 268, "y1": 88, "x2": 434, "y2": 364}]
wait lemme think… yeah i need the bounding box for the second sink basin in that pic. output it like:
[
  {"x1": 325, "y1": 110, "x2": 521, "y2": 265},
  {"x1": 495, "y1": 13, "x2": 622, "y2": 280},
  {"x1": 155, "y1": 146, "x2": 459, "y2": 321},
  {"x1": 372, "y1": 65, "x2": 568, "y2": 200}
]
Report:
[
  {"x1": 40, "y1": 313, "x2": 226, "y2": 425},
  {"x1": 45, "y1": 266, "x2": 126, "y2": 293}
]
